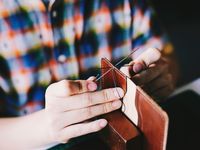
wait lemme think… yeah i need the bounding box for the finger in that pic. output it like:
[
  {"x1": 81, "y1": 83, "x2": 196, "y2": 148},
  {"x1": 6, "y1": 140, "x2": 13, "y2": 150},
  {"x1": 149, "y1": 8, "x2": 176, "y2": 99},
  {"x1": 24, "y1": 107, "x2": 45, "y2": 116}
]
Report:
[
  {"x1": 46, "y1": 79, "x2": 97, "y2": 97},
  {"x1": 61, "y1": 100, "x2": 122, "y2": 126},
  {"x1": 143, "y1": 73, "x2": 173, "y2": 93},
  {"x1": 130, "y1": 48, "x2": 161, "y2": 73},
  {"x1": 132, "y1": 60, "x2": 168, "y2": 85},
  {"x1": 59, "y1": 119, "x2": 107, "y2": 143},
  {"x1": 58, "y1": 87, "x2": 124, "y2": 111},
  {"x1": 87, "y1": 76, "x2": 96, "y2": 81},
  {"x1": 151, "y1": 84, "x2": 174, "y2": 102}
]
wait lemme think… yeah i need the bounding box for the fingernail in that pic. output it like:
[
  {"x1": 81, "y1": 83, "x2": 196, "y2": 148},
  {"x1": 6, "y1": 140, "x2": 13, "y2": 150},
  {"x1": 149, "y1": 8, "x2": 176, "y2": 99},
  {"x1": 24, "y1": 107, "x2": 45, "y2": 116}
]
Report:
[
  {"x1": 114, "y1": 88, "x2": 124, "y2": 98},
  {"x1": 87, "y1": 82, "x2": 97, "y2": 91},
  {"x1": 99, "y1": 119, "x2": 107, "y2": 128},
  {"x1": 133, "y1": 63, "x2": 143, "y2": 73},
  {"x1": 112, "y1": 100, "x2": 122, "y2": 108}
]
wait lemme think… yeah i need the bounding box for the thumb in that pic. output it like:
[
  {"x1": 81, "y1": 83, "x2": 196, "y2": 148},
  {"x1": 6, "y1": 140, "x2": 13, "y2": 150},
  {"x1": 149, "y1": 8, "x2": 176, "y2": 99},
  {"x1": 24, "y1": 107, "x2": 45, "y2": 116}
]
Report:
[{"x1": 131, "y1": 48, "x2": 161, "y2": 73}]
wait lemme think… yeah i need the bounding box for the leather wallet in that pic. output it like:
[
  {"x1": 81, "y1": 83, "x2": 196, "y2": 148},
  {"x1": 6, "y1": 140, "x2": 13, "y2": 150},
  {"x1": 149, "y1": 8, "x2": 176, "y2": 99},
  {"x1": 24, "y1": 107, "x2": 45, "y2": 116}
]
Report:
[{"x1": 99, "y1": 58, "x2": 169, "y2": 150}]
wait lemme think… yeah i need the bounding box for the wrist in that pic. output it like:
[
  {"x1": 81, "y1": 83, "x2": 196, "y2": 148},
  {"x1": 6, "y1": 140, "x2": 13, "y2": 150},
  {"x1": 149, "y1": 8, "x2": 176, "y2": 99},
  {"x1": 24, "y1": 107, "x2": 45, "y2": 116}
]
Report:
[
  {"x1": 36, "y1": 109, "x2": 53, "y2": 145},
  {"x1": 32, "y1": 109, "x2": 59, "y2": 149},
  {"x1": 21, "y1": 109, "x2": 54, "y2": 149}
]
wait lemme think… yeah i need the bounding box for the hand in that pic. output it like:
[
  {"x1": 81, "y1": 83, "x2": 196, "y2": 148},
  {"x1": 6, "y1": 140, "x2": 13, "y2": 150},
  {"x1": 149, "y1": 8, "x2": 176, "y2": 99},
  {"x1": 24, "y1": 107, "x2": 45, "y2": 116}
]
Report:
[
  {"x1": 121, "y1": 48, "x2": 174, "y2": 102},
  {"x1": 44, "y1": 78, "x2": 124, "y2": 144}
]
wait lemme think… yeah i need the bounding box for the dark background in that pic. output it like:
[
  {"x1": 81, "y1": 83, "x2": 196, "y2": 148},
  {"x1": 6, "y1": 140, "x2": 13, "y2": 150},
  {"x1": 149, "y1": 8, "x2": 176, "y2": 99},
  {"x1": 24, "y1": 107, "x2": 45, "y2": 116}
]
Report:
[{"x1": 151, "y1": 0, "x2": 200, "y2": 86}]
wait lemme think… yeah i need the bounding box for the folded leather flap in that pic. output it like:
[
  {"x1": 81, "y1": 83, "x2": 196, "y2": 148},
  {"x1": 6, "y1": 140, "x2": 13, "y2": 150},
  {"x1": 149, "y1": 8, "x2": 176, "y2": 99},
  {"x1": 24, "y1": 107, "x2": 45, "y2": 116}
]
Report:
[{"x1": 136, "y1": 87, "x2": 169, "y2": 150}]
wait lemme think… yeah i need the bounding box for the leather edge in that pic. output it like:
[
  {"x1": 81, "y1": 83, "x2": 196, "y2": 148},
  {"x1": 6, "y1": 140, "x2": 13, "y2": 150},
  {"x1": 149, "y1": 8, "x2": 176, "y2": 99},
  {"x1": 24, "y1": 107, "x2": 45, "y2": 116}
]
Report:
[{"x1": 136, "y1": 86, "x2": 169, "y2": 150}]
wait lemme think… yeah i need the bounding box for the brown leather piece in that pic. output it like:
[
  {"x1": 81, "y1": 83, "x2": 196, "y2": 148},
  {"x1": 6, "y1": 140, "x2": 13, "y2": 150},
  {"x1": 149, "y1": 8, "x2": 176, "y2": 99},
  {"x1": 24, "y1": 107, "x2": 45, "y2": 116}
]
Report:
[
  {"x1": 99, "y1": 111, "x2": 142, "y2": 150},
  {"x1": 99, "y1": 58, "x2": 142, "y2": 150},
  {"x1": 99, "y1": 58, "x2": 169, "y2": 150},
  {"x1": 136, "y1": 87, "x2": 168, "y2": 150}
]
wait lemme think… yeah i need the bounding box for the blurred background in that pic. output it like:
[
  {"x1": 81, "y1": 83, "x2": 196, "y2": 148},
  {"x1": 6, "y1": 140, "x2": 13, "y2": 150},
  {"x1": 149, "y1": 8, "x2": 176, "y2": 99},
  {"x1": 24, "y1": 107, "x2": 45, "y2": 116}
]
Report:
[
  {"x1": 151, "y1": 1, "x2": 200, "y2": 149},
  {"x1": 151, "y1": 0, "x2": 200, "y2": 86}
]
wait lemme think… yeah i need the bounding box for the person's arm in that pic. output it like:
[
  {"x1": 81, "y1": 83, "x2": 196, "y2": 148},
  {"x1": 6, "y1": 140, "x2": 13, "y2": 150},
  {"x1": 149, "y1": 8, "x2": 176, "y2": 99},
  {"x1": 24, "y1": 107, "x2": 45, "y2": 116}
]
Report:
[
  {"x1": 0, "y1": 79, "x2": 124, "y2": 149},
  {"x1": 0, "y1": 110, "x2": 50, "y2": 149}
]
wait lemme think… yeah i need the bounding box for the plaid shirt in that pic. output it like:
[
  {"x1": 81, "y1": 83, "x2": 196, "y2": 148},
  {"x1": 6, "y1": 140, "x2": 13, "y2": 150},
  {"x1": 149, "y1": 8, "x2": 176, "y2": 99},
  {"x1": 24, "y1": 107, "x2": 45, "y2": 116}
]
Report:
[{"x1": 0, "y1": 0, "x2": 169, "y2": 116}]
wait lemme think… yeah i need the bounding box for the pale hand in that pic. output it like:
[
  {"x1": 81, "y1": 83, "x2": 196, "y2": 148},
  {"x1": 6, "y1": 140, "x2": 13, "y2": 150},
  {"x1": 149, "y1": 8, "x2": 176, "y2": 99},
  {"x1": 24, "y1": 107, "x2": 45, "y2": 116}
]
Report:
[{"x1": 44, "y1": 78, "x2": 124, "y2": 144}]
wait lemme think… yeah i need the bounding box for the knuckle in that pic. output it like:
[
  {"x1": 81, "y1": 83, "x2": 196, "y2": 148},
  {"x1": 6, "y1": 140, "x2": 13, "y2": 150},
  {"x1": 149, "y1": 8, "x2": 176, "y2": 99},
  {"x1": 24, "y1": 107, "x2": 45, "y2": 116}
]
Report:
[
  {"x1": 103, "y1": 103, "x2": 109, "y2": 113},
  {"x1": 76, "y1": 80, "x2": 86, "y2": 93},
  {"x1": 61, "y1": 80, "x2": 71, "y2": 96},
  {"x1": 83, "y1": 93, "x2": 92, "y2": 106},
  {"x1": 112, "y1": 88, "x2": 120, "y2": 99},
  {"x1": 111, "y1": 88, "x2": 117, "y2": 99},
  {"x1": 103, "y1": 89, "x2": 109, "y2": 101},
  {"x1": 83, "y1": 107, "x2": 93, "y2": 118},
  {"x1": 68, "y1": 80, "x2": 87, "y2": 95}
]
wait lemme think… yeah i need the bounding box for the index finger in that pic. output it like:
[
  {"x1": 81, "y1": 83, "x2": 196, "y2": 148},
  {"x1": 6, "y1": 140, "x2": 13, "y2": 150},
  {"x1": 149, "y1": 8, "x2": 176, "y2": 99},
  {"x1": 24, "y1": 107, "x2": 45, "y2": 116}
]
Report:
[{"x1": 46, "y1": 79, "x2": 97, "y2": 97}]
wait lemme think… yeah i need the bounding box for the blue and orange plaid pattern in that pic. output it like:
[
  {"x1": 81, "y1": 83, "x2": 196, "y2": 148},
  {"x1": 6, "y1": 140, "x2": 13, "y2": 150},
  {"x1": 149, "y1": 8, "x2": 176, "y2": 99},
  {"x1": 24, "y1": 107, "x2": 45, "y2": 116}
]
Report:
[{"x1": 0, "y1": 0, "x2": 169, "y2": 116}]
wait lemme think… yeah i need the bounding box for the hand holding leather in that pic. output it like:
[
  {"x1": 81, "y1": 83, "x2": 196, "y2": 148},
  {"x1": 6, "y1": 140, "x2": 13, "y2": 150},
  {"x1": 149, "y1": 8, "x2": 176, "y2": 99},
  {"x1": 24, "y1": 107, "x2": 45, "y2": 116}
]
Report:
[{"x1": 121, "y1": 48, "x2": 174, "y2": 102}]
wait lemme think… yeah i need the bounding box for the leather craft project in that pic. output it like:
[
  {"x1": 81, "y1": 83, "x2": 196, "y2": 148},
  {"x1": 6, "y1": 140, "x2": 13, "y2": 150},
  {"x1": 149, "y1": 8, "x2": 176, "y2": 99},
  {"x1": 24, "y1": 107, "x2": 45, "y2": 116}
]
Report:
[{"x1": 99, "y1": 58, "x2": 169, "y2": 150}]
